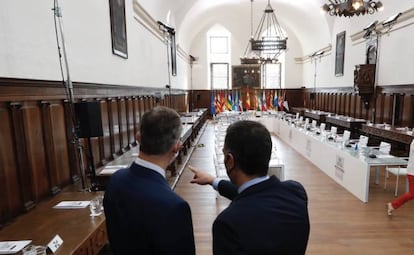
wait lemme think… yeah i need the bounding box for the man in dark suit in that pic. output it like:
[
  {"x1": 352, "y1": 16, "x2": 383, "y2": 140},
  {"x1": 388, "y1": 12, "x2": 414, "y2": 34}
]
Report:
[
  {"x1": 190, "y1": 120, "x2": 309, "y2": 255},
  {"x1": 104, "y1": 106, "x2": 195, "y2": 255}
]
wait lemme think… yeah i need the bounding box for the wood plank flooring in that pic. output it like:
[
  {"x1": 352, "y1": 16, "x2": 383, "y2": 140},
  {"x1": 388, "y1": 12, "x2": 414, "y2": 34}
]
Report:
[{"x1": 174, "y1": 121, "x2": 414, "y2": 255}]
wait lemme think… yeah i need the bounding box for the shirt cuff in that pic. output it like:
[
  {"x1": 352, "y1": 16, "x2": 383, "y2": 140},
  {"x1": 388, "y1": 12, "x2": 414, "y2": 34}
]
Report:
[{"x1": 212, "y1": 178, "x2": 222, "y2": 190}]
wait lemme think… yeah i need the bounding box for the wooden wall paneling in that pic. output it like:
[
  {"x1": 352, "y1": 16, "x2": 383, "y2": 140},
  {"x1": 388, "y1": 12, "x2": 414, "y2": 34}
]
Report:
[
  {"x1": 328, "y1": 93, "x2": 333, "y2": 113},
  {"x1": 40, "y1": 101, "x2": 72, "y2": 195},
  {"x1": 63, "y1": 101, "x2": 80, "y2": 182},
  {"x1": 139, "y1": 97, "x2": 145, "y2": 118},
  {"x1": 322, "y1": 93, "x2": 327, "y2": 111},
  {"x1": 316, "y1": 93, "x2": 321, "y2": 110},
  {"x1": 355, "y1": 95, "x2": 363, "y2": 118},
  {"x1": 374, "y1": 93, "x2": 384, "y2": 124},
  {"x1": 339, "y1": 94, "x2": 345, "y2": 115},
  {"x1": 126, "y1": 98, "x2": 135, "y2": 146},
  {"x1": 132, "y1": 97, "x2": 140, "y2": 141},
  {"x1": 383, "y1": 94, "x2": 393, "y2": 124},
  {"x1": 106, "y1": 99, "x2": 117, "y2": 158},
  {"x1": 22, "y1": 101, "x2": 51, "y2": 201},
  {"x1": 401, "y1": 95, "x2": 414, "y2": 128},
  {"x1": 344, "y1": 93, "x2": 351, "y2": 116},
  {"x1": 142, "y1": 96, "x2": 148, "y2": 113},
  {"x1": 90, "y1": 137, "x2": 101, "y2": 170},
  {"x1": 350, "y1": 95, "x2": 356, "y2": 118},
  {"x1": 99, "y1": 100, "x2": 111, "y2": 164},
  {"x1": 0, "y1": 102, "x2": 23, "y2": 225},
  {"x1": 117, "y1": 98, "x2": 129, "y2": 152},
  {"x1": 9, "y1": 102, "x2": 36, "y2": 211},
  {"x1": 110, "y1": 99, "x2": 121, "y2": 157}
]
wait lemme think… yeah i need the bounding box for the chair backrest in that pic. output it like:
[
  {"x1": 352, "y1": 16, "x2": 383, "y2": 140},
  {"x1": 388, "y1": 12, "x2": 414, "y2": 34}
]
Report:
[
  {"x1": 312, "y1": 120, "x2": 317, "y2": 128},
  {"x1": 320, "y1": 123, "x2": 326, "y2": 132},
  {"x1": 379, "y1": 141, "x2": 391, "y2": 154},
  {"x1": 296, "y1": 112, "x2": 300, "y2": 119},
  {"x1": 299, "y1": 116, "x2": 303, "y2": 122},
  {"x1": 343, "y1": 130, "x2": 351, "y2": 141},
  {"x1": 359, "y1": 135, "x2": 369, "y2": 147},
  {"x1": 331, "y1": 126, "x2": 337, "y2": 136},
  {"x1": 305, "y1": 118, "x2": 309, "y2": 125}
]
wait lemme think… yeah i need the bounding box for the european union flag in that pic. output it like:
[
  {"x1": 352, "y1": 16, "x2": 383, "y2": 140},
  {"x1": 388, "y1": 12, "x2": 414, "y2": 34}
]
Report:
[{"x1": 210, "y1": 92, "x2": 216, "y2": 115}]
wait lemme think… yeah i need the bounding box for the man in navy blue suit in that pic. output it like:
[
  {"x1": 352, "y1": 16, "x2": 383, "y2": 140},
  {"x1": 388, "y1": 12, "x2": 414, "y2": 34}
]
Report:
[
  {"x1": 190, "y1": 120, "x2": 309, "y2": 255},
  {"x1": 104, "y1": 106, "x2": 195, "y2": 255}
]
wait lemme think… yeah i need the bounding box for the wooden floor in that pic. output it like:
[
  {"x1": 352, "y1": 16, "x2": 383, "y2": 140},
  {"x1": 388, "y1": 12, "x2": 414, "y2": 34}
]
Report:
[{"x1": 174, "y1": 121, "x2": 414, "y2": 255}]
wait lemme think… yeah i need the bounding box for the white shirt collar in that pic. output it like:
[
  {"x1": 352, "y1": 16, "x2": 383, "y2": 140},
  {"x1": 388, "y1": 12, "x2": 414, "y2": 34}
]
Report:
[
  {"x1": 135, "y1": 157, "x2": 166, "y2": 178},
  {"x1": 238, "y1": 175, "x2": 270, "y2": 193}
]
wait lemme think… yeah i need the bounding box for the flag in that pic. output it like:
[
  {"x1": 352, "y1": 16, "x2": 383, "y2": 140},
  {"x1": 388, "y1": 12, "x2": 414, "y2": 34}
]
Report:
[
  {"x1": 210, "y1": 92, "x2": 216, "y2": 116},
  {"x1": 273, "y1": 90, "x2": 279, "y2": 111},
  {"x1": 215, "y1": 93, "x2": 221, "y2": 114},
  {"x1": 225, "y1": 91, "x2": 233, "y2": 111},
  {"x1": 261, "y1": 90, "x2": 267, "y2": 112},
  {"x1": 256, "y1": 90, "x2": 261, "y2": 111},
  {"x1": 238, "y1": 90, "x2": 243, "y2": 111},
  {"x1": 267, "y1": 90, "x2": 273, "y2": 110},
  {"x1": 245, "y1": 88, "x2": 251, "y2": 110},
  {"x1": 279, "y1": 89, "x2": 284, "y2": 111},
  {"x1": 220, "y1": 90, "x2": 226, "y2": 112},
  {"x1": 233, "y1": 90, "x2": 239, "y2": 111}
]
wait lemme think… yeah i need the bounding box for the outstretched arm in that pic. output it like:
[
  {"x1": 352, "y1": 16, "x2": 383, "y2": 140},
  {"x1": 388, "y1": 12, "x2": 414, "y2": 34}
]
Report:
[
  {"x1": 189, "y1": 165, "x2": 238, "y2": 200},
  {"x1": 189, "y1": 165, "x2": 215, "y2": 185}
]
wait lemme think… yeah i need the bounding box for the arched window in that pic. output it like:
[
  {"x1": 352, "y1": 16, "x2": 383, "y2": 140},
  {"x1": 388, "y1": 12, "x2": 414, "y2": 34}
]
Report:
[{"x1": 207, "y1": 25, "x2": 231, "y2": 89}]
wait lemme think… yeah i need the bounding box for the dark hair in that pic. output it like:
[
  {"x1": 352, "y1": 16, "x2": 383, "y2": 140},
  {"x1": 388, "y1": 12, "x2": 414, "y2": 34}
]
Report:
[
  {"x1": 139, "y1": 106, "x2": 182, "y2": 155},
  {"x1": 224, "y1": 120, "x2": 272, "y2": 176}
]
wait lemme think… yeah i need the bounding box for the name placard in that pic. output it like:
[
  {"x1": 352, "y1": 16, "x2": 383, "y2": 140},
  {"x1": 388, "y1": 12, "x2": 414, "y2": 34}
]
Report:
[{"x1": 47, "y1": 234, "x2": 63, "y2": 253}]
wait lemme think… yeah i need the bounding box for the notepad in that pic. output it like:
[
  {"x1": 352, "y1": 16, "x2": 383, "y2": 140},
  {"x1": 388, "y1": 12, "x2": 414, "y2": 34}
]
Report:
[
  {"x1": 0, "y1": 240, "x2": 32, "y2": 254},
  {"x1": 53, "y1": 201, "x2": 90, "y2": 209}
]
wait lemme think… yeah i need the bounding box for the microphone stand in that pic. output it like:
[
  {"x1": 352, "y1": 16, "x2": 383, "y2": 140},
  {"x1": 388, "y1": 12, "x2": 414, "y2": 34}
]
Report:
[{"x1": 52, "y1": 0, "x2": 89, "y2": 191}]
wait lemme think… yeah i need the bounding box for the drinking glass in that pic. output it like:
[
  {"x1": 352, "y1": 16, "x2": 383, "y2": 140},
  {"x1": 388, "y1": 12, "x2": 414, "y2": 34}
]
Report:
[
  {"x1": 89, "y1": 195, "x2": 103, "y2": 216},
  {"x1": 22, "y1": 245, "x2": 47, "y2": 255}
]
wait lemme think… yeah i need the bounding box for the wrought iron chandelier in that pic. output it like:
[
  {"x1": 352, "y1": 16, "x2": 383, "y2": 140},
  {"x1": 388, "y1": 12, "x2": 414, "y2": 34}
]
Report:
[
  {"x1": 321, "y1": 0, "x2": 383, "y2": 17},
  {"x1": 241, "y1": 0, "x2": 287, "y2": 65}
]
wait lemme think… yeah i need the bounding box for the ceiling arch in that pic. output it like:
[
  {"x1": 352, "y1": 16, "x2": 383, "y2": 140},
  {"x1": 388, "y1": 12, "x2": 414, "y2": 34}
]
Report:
[{"x1": 174, "y1": 0, "x2": 334, "y2": 55}]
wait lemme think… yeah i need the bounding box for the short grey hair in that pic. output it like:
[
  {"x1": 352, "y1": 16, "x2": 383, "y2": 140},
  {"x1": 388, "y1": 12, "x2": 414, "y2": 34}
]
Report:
[{"x1": 139, "y1": 106, "x2": 182, "y2": 155}]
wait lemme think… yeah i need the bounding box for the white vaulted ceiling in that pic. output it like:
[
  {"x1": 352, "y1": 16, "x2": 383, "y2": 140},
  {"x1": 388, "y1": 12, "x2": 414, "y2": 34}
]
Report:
[{"x1": 158, "y1": 0, "x2": 335, "y2": 55}]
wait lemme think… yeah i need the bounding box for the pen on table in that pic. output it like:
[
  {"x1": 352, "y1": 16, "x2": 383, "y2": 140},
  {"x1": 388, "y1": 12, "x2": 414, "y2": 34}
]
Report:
[{"x1": 9, "y1": 245, "x2": 16, "y2": 250}]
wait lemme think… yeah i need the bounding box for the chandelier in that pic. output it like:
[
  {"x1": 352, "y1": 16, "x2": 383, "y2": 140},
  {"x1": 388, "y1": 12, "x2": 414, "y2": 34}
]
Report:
[
  {"x1": 321, "y1": 0, "x2": 383, "y2": 17},
  {"x1": 241, "y1": 0, "x2": 287, "y2": 65}
]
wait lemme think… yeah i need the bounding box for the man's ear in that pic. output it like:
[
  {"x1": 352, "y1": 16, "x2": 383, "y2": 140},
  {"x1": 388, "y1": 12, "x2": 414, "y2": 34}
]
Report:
[
  {"x1": 225, "y1": 152, "x2": 235, "y2": 170},
  {"x1": 173, "y1": 140, "x2": 182, "y2": 153}
]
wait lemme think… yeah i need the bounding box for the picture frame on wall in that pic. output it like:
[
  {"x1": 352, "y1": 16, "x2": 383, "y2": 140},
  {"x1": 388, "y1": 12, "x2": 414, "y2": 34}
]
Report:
[
  {"x1": 335, "y1": 31, "x2": 346, "y2": 77},
  {"x1": 232, "y1": 65, "x2": 261, "y2": 89},
  {"x1": 109, "y1": 0, "x2": 128, "y2": 59}
]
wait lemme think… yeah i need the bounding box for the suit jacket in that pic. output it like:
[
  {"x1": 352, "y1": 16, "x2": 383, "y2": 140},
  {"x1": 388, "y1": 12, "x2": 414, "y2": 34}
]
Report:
[
  {"x1": 214, "y1": 176, "x2": 309, "y2": 255},
  {"x1": 103, "y1": 162, "x2": 195, "y2": 255}
]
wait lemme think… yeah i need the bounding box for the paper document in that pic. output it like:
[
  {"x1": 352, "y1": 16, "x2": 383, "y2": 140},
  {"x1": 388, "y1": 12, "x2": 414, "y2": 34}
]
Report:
[
  {"x1": 53, "y1": 201, "x2": 90, "y2": 209},
  {"x1": 376, "y1": 155, "x2": 394, "y2": 159},
  {"x1": 0, "y1": 240, "x2": 32, "y2": 254},
  {"x1": 98, "y1": 165, "x2": 128, "y2": 175}
]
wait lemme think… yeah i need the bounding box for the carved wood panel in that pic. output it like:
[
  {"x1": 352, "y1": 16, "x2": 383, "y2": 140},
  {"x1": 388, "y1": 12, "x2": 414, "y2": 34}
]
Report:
[
  {"x1": 126, "y1": 98, "x2": 134, "y2": 146},
  {"x1": 383, "y1": 94, "x2": 393, "y2": 124},
  {"x1": 0, "y1": 102, "x2": 22, "y2": 225},
  {"x1": 109, "y1": 99, "x2": 121, "y2": 157},
  {"x1": 132, "y1": 97, "x2": 140, "y2": 140},
  {"x1": 99, "y1": 100, "x2": 111, "y2": 164},
  {"x1": 9, "y1": 102, "x2": 36, "y2": 212},
  {"x1": 117, "y1": 98, "x2": 128, "y2": 151},
  {"x1": 40, "y1": 101, "x2": 71, "y2": 195}
]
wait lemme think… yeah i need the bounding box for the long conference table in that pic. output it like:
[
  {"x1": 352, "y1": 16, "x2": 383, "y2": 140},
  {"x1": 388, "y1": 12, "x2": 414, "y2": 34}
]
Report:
[{"x1": 259, "y1": 114, "x2": 408, "y2": 203}]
